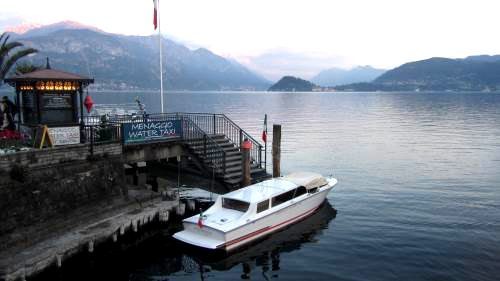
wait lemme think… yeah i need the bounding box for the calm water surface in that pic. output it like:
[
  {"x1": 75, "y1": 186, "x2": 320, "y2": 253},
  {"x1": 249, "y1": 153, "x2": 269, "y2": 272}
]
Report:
[{"x1": 65, "y1": 92, "x2": 500, "y2": 280}]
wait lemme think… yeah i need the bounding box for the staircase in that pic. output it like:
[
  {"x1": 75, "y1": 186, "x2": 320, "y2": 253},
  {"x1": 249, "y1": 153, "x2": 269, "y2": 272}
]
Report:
[{"x1": 179, "y1": 113, "x2": 270, "y2": 189}]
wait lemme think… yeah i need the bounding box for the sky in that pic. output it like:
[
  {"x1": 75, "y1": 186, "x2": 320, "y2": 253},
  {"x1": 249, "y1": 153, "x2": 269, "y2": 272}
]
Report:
[{"x1": 2, "y1": 0, "x2": 500, "y2": 80}]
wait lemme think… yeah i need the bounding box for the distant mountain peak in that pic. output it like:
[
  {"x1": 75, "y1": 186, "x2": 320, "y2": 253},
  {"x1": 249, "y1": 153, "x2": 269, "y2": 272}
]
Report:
[
  {"x1": 7, "y1": 20, "x2": 104, "y2": 37},
  {"x1": 311, "y1": 65, "x2": 386, "y2": 87},
  {"x1": 268, "y1": 76, "x2": 316, "y2": 92},
  {"x1": 5, "y1": 22, "x2": 42, "y2": 34},
  {"x1": 14, "y1": 28, "x2": 270, "y2": 91},
  {"x1": 463, "y1": 55, "x2": 500, "y2": 63}
]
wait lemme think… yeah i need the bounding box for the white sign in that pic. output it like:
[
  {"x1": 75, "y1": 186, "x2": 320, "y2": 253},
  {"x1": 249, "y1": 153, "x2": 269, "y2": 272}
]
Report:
[{"x1": 48, "y1": 126, "x2": 80, "y2": 146}]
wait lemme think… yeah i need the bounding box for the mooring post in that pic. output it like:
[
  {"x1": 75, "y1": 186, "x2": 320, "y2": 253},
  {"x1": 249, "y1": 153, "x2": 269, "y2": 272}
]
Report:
[
  {"x1": 272, "y1": 124, "x2": 281, "y2": 178},
  {"x1": 88, "y1": 240, "x2": 94, "y2": 253},
  {"x1": 241, "y1": 138, "x2": 252, "y2": 187},
  {"x1": 56, "y1": 254, "x2": 63, "y2": 268}
]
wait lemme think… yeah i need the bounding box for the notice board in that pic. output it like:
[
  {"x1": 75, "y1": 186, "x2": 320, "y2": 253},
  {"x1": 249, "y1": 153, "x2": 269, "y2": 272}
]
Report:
[
  {"x1": 48, "y1": 126, "x2": 80, "y2": 146},
  {"x1": 122, "y1": 120, "x2": 182, "y2": 144}
]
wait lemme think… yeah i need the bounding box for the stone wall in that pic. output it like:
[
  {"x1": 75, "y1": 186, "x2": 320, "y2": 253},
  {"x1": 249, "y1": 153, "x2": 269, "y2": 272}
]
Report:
[
  {"x1": 0, "y1": 143, "x2": 122, "y2": 173},
  {"x1": 0, "y1": 144, "x2": 125, "y2": 251}
]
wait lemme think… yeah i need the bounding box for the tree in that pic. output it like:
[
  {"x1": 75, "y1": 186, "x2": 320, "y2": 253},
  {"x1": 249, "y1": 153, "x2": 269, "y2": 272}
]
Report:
[{"x1": 0, "y1": 32, "x2": 38, "y2": 86}]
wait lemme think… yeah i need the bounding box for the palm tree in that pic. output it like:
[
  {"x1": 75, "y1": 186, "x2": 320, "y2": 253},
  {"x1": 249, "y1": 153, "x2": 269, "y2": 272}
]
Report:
[
  {"x1": 0, "y1": 32, "x2": 38, "y2": 86},
  {"x1": 15, "y1": 61, "x2": 40, "y2": 75}
]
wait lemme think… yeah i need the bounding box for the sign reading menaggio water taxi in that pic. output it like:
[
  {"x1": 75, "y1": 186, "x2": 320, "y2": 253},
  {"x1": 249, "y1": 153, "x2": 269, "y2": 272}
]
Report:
[{"x1": 122, "y1": 120, "x2": 182, "y2": 144}]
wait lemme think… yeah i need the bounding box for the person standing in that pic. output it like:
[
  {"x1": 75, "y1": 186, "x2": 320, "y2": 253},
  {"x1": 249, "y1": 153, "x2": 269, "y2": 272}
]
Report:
[{"x1": 1, "y1": 96, "x2": 16, "y2": 131}]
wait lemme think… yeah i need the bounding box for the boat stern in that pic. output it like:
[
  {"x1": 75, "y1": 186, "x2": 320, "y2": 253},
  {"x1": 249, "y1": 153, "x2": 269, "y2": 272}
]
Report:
[{"x1": 173, "y1": 222, "x2": 226, "y2": 250}]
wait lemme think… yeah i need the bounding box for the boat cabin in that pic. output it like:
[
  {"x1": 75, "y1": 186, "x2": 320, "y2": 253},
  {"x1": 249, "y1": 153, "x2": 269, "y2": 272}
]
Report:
[{"x1": 219, "y1": 172, "x2": 329, "y2": 215}]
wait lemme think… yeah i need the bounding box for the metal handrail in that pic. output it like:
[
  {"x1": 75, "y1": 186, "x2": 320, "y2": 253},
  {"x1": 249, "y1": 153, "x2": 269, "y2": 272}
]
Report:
[
  {"x1": 181, "y1": 117, "x2": 226, "y2": 174},
  {"x1": 171, "y1": 112, "x2": 263, "y2": 168},
  {"x1": 81, "y1": 112, "x2": 263, "y2": 170}
]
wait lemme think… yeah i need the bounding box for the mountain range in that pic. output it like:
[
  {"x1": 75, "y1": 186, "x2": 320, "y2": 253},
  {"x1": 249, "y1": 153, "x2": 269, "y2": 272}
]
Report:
[
  {"x1": 6, "y1": 21, "x2": 270, "y2": 91},
  {"x1": 336, "y1": 56, "x2": 500, "y2": 91},
  {"x1": 311, "y1": 66, "x2": 386, "y2": 87},
  {"x1": 4, "y1": 21, "x2": 500, "y2": 92}
]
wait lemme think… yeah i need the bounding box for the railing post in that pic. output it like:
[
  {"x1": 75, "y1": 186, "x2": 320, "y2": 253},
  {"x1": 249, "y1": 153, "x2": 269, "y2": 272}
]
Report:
[
  {"x1": 213, "y1": 114, "x2": 216, "y2": 135},
  {"x1": 239, "y1": 129, "x2": 243, "y2": 148},
  {"x1": 259, "y1": 145, "x2": 262, "y2": 168},
  {"x1": 90, "y1": 126, "x2": 94, "y2": 156},
  {"x1": 223, "y1": 151, "x2": 226, "y2": 175},
  {"x1": 203, "y1": 134, "x2": 207, "y2": 158}
]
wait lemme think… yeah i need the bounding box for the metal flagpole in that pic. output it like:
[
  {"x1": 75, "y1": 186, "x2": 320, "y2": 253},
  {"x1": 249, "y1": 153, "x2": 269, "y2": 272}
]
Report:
[
  {"x1": 264, "y1": 114, "x2": 267, "y2": 171},
  {"x1": 158, "y1": 0, "x2": 164, "y2": 113}
]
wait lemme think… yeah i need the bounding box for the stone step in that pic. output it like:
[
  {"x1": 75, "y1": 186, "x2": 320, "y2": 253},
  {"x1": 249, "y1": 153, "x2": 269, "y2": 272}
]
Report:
[
  {"x1": 188, "y1": 142, "x2": 236, "y2": 152},
  {"x1": 224, "y1": 163, "x2": 261, "y2": 173}
]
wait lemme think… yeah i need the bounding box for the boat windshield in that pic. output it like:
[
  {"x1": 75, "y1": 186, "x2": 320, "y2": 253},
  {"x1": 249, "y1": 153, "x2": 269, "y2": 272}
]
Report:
[{"x1": 222, "y1": 198, "x2": 250, "y2": 212}]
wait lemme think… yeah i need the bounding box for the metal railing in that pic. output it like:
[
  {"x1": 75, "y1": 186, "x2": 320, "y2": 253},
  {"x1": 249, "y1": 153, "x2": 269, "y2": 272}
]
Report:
[
  {"x1": 171, "y1": 113, "x2": 263, "y2": 169},
  {"x1": 181, "y1": 117, "x2": 226, "y2": 174},
  {"x1": 82, "y1": 124, "x2": 121, "y2": 154},
  {"x1": 81, "y1": 112, "x2": 264, "y2": 170}
]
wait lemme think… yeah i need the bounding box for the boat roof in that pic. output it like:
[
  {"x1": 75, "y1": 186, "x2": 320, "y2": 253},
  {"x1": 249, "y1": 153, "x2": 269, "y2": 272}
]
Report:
[
  {"x1": 283, "y1": 172, "x2": 328, "y2": 190},
  {"x1": 223, "y1": 172, "x2": 327, "y2": 203}
]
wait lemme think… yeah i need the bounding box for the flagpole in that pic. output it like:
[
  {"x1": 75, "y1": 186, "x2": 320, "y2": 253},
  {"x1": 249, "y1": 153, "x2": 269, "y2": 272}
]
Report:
[
  {"x1": 158, "y1": 0, "x2": 164, "y2": 113},
  {"x1": 264, "y1": 114, "x2": 267, "y2": 172}
]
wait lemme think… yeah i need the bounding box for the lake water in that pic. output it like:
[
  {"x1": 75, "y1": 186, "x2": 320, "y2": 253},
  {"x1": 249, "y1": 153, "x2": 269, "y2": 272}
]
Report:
[{"x1": 53, "y1": 91, "x2": 500, "y2": 280}]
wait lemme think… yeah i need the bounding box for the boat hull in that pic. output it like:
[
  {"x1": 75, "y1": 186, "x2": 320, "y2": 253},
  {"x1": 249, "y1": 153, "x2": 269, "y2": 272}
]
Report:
[
  {"x1": 174, "y1": 184, "x2": 333, "y2": 251},
  {"x1": 222, "y1": 185, "x2": 332, "y2": 251}
]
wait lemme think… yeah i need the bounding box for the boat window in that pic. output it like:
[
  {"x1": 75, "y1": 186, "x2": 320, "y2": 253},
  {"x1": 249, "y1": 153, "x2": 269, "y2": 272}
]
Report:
[
  {"x1": 257, "y1": 200, "x2": 269, "y2": 213},
  {"x1": 308, "y1": 187, "x2": 318, "y2": 194},
  {"x1": 222, "y1": 198, "x2": 250, "y2": 212},
  {"x1": 272, "y1": 190, "x2": 295, "y2": 207},
  {"x1": 294, "y1": 186, "x2": 307, "y2": 197}
]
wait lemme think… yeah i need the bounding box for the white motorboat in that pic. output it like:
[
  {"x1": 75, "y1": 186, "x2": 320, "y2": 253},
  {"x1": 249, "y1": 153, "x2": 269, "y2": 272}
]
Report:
[{"x1": 173, "y1": 172, "x2": 338, "y2": 251}]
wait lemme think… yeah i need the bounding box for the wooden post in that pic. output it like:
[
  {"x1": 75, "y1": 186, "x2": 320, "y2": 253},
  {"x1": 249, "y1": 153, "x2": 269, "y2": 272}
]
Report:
[
  {"x1": 272, "y1": 124, "x2": 281, "y2": 178},
  {"x1": 241, "y1": 138, "x2": 251, "y2": 187}
]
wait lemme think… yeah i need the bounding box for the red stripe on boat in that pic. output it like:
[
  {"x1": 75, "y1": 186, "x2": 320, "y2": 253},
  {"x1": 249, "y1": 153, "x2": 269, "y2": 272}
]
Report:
[{"x1": 223, "y1": 205, "x2": 320, "y2": 248}]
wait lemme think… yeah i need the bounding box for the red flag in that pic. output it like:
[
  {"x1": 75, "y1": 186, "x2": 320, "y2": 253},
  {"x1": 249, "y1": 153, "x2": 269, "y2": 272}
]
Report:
[
  {"x1": 262, "y1": 114, "x2": 267, "y2": 143},
  {"x1": 153, "y1": 0, "x2": 158, "y2": 30},
  {"x1": 197, "y1": 210, "x2": 204, "y2": 228}
]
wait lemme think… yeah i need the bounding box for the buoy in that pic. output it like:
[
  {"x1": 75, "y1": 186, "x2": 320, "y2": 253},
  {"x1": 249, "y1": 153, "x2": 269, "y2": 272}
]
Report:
[
  {"x1": 112, "y1": 233, "x2": 118, "y2": 242},
  {"x1": 120, "y1": 225, "x2": 125, "y2": 235}
]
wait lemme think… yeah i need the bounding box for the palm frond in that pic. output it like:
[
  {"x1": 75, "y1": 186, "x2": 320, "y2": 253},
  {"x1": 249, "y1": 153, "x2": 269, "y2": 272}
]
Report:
[
  {"x1": 0, "y1": 33, "x2": 6, "y2": 45},
  {"x1": 1, "y1": 34, "x2": 11, "y2": 49},
  {"x1": 0, "y1": 48, "x2": 38, "y2": 79},
  {"x1": 0, "y1": 42, "x2": 24, "y2": 70}
]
